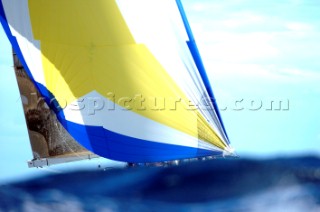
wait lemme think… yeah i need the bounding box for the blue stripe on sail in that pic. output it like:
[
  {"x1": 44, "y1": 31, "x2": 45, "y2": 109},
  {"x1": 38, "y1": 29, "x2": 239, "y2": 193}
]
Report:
[
  {"x1": 0, "y1": 1, "x2": 63, "y2": 113},
  {"x1": 57, "y1": 115, "x2": 222, "y2": 163},
  {"x1": 175, "y1": 0, "x2": 230, "y2": 143}
]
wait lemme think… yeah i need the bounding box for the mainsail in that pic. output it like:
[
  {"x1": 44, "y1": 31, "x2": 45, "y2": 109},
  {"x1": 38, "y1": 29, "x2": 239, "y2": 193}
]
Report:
[
  {"x1": 13, "y1": 51, "x2": 98, "y2": 168},
  {"x1": 1, "y1": 0, "x2": 234, "y2": 165}
]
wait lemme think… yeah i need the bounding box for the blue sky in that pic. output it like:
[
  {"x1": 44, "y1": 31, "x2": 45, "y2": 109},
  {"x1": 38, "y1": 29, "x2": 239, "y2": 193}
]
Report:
[
  {"x1": 184, "y1": 0, "x2": 320, "y2": 156},
  {"x1": 0, "y1": 0, "x2": 320, "y2": 183}
]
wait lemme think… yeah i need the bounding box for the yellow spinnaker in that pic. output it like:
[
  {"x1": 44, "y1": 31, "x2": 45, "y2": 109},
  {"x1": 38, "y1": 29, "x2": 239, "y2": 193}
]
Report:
[{"x1": 28, "y1": 0, "x2": 227, "y2": 149}]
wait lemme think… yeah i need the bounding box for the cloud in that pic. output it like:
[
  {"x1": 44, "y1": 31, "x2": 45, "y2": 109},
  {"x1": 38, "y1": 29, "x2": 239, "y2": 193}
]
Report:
[
  {"x1": 276, "y1": 68, "x2": 320, "y2": 80},
  {"x1": 197, "y1": 31, "x2": 278, "y2": 63},
  {"x1": 286, "y1": 22, "x2": 315, "y2": 31},
  {"x1": 221, "y1": 13, "x2": 266, "y2": 28},
  {"x1": 184, "y1": 0, "x2": 320, "y2": 91},
  {"x1": 185, "y1": 1, "x2": 230, "y2": 13},
  {"x1": 206, "y1": 61, "x2": 320, "y2": 83}
]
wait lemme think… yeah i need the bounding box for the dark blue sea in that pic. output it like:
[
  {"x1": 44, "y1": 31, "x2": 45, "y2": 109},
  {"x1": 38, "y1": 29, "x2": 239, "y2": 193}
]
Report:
[{"x1": 0, "y1": 156, "x2": 319, "y2": 212}]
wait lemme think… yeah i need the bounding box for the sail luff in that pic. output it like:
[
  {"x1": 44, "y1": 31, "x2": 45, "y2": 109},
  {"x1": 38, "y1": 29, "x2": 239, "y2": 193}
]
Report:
[{"x1": 175, "y1": 0, "x2": 230, "y2": 143}]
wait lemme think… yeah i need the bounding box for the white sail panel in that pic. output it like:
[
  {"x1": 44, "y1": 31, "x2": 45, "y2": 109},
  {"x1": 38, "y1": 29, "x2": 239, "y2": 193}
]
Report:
[
  {"x1": 116, "y1": 0, "x2": 228, "y2": 142},
  {"x1": 63, "y1": 91, "x2": 223, "y2": 152},
  {"x1": 2, "y1": 0, "x2": 45, "y2": 84}
]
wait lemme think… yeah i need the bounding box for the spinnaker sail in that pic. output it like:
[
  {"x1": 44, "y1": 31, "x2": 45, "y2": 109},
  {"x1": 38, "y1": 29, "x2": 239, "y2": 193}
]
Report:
[{"x1": 1, "y1": 0, "x2": 234, "y2": 165}]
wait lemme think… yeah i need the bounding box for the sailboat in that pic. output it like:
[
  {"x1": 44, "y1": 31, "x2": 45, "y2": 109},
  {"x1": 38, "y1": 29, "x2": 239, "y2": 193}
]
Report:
[{"x1": 0, "y1": 0, "x2": 234, "y2": 168}]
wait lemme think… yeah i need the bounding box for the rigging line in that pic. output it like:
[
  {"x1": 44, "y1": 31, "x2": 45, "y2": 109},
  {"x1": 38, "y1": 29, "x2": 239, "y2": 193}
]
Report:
[{"x1": 175, "y1": 0, "x2": 229, "y2": 142}]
